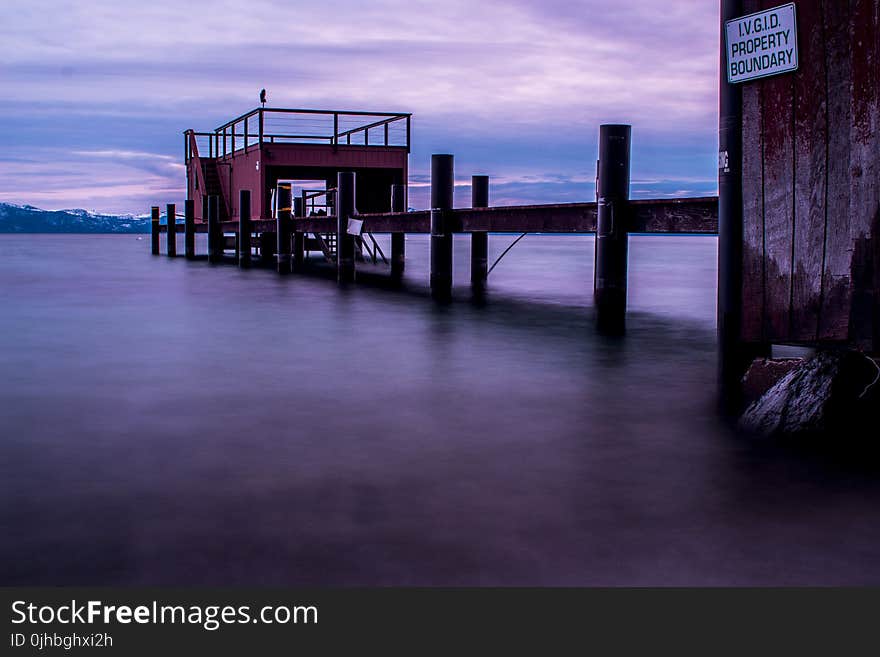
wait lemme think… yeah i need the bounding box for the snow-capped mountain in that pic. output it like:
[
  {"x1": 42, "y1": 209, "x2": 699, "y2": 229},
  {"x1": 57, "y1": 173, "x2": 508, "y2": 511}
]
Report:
[{"x1": 0, "y1": 203, "x2": 152, "y2": 233}]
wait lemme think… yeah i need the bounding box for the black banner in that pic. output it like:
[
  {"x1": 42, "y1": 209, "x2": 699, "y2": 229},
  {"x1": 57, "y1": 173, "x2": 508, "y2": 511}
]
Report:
[{"x1": 2, "y1": 588, "x2": 878, "y2": 654}]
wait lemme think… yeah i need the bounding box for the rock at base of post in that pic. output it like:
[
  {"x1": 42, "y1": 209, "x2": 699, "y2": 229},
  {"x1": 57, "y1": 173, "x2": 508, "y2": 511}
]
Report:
[{"x1": 738, "y1": 350, "x2": 880, "y2": 438}]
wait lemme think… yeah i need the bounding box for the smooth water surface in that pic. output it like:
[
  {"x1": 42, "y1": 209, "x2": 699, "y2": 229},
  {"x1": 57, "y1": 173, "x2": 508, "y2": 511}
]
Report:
[{"x1": 1, "y1": 234, "x2": 879, "y2": 585}]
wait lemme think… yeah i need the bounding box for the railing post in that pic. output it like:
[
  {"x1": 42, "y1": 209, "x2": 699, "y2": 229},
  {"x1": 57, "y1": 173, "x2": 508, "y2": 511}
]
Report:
[
  {"x1": 384, "y1": 122, "x2": 389, "y2": 146},
  {"x1": 258, "y1": 109, "x2": 264, "y2": 146},
  {"x1": 293, "y1": 197, "x2": 305, "y2": 273},
  {"x1": 244, "y1": 117, "x2": 248, "y2": 150},
  {"x1": 166, "y1": 203, "x2": 176, "y2": 257},
  {"x1": 239, "y1": 189, "x2": 251, "y2": 268},
  {"x1": 391, "y1": 184, "x2": 406, "y2": 279},
  {"x1": 208, "y1": 195, "x2": 221, "y2": 264},
  {"x1": 151, "y1": 206, "x2": 160, "y2": 255},
  {"x1": 594, "y1": 124, "x2": 631, "y2": 335},
  {"x1": 406, "y1": 115, "x2": 411, "y2": 153},
  {"x1": 276, "y1": 183, "x2": 292, "y2": 274},
  {"x1": 333, "y1": 113, "x2": 338, "y2": 146},
  {"x1": 337, "y1": 172, "x2": 356, "y2": 283},
  {"x1": 184, "y1": 199, "x2": 195, "y2": 259},
  {"x1": 470, "y1": 175, "x2": 489, "y2": 290},
  {"x1": 430, "y1": 154, "x2": 454, "y2": 300}
]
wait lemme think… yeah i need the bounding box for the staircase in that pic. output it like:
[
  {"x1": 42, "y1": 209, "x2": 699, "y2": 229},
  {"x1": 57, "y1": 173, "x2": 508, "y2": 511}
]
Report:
[
  {"x1": 309, "y1": 233, "x2": 337, "y2": 262},
  {"x1": 200, "y1": 160, "x2": 228, "y2": 220}
]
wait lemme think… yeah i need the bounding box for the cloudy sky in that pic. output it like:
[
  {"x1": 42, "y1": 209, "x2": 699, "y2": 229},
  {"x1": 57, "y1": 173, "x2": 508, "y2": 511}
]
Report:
[{"x1": 0, "y1": 0, "x2": 720, "y2": 213}]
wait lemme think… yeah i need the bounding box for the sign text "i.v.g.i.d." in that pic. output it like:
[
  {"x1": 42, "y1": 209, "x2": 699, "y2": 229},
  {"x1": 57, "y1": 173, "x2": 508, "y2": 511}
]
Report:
[{"x1": 726, "y1": 3, "x2": 798, "y2": 84}]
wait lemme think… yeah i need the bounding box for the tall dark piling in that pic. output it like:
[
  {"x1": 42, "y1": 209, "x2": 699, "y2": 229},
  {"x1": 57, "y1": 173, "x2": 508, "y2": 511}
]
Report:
[
  {"x1": 337, "y1": 172, "x2": 356, "y2": 283},
  {"x1": 470, "y1": 175, "x2": 489, "y2": 290},
  {"x1": 208, "y1": 195, "x2": 221, "y2": 264},
  {"x1": 184, "y1": 199, "x2": 195, "y2": 259},
  {"x1": 293, "y1": 197, "x2": 305, "y2": 273},
  {"x1": 430, "y1": 154, "x2": 454, "y2": 300},
  {"x1": 239, "y1": 190, "x2": 252, "y2": 268},
  {"x1": 594, "y1": 124, "x2": 631, "y2": 335},
  {"x1": 166, "y1": 203, "x2": 176, "y2": 257},
  {"x1": 151, "y1": 206, "x2": 160, "y2": 255},
  {"x1": 718, "y1": 0, "x2": 765, "y2": 407},
  {"x1": 390, "y1": 184, "x2": 406, "y2": 279},
  {"x1": 276, "y1": 183, "x2": 292, "y2": 274}
]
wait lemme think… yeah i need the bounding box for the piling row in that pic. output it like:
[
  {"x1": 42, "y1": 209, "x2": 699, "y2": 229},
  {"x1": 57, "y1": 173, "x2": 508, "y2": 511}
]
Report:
[{"x1": 153, "y1": 123, "x2": 651, "y2": 336}]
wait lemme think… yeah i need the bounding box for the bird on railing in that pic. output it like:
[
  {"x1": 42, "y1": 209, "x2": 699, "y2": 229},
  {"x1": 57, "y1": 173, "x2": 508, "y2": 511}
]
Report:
[{"x1": 260, "y1": 89, "x2": 267, "y2": 107}]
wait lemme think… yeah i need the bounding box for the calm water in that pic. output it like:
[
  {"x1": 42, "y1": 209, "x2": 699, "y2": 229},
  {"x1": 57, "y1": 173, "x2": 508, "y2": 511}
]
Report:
[{"x1": 1, "y1": 234, "x2": 879, "y2": 586}]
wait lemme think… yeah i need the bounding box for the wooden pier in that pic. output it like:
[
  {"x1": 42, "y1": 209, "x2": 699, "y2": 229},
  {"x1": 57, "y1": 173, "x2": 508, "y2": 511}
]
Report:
[
  {"x1": 157, "y1": 111, "x2": 718, "y2": 334},
  {"x1": 151, "y1": 0, "x2": 878, "y2": 408}
]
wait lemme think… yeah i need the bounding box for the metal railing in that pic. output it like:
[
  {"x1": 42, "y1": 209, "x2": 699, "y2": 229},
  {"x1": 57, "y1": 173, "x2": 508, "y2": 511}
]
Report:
[{"x1": 185, "y1": 108, "x2": 411, "y2": 161}]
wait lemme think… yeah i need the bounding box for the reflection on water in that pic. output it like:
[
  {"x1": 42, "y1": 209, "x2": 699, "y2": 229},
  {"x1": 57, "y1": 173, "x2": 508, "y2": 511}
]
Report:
[{"x1": 1, "y1": 234, "x2": 878, "y2": 585}]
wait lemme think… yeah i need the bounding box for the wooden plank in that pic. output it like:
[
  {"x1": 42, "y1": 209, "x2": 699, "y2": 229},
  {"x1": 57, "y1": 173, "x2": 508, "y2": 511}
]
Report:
[
  {"x1": 358, "y1": 200, "x2": 716, "y2": 234},
  {"x1": 790, "y1": 0, "x2": 828, "y2": 342},
  {"x1": 628, "y1": 198, "x2": 718, "y2": 234},
  {"x1": 740, "y1": 0, "x2": 765, "y2": 343},
  {"x1": 759, "y1": 0, "x2": 796, "y2": 342},
  {"x1": 818, "y1": 0, "x2": 855, "y2": 340},
  {"x1": 456, "y1": 203, "x2": 597, "y2": 233},
  {"x1": 847, "y1": 0, "x2": 880, "y2": 349}
]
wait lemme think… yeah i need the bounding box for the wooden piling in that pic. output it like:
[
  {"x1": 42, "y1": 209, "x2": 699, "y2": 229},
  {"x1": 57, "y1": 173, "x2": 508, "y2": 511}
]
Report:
[
  {"x1": 337, "y1": 172, "x2": 356, "y2": 283},
  {"x1": 166, "y1": 203, "x2": 176, "y2": 257},
  {"x1": 151, "y1": 206, "x2": 160, "y2": 255},
  {"x1": 718, "y1": 0, "x2": 768, "y2": 406},
  {"x1": 239, "y1": 190, "x2": 252, "y2": 268},
  {"x1": 207, "y1": 195, "x2": 221, "y2": 264},
  {"x1": 276, "y1": 183, "x2": 292, "y2": 274},
  {"x1": 430, "y1": 154, "x2": 454, "y2": 300},
  {"x1": 470, "y1": 175, "x2": 489, "y2": 289},
  {"x1": 293, "y1": 197, "x2": 305, "y2": 273},
  {"x1": 391, "y1": 183, "x2": 406, "y2": 279},
  {"x1": 184, "y1": 199, "x2": 195, "y2": 259},
  {"x1": 594, "y1": 125, "x2": 631, "y2": 335}
]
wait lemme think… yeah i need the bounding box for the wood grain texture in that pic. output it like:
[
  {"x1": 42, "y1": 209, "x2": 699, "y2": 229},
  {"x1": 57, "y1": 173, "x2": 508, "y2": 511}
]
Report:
[
  {"x1": 759, "y1": 0, "x2": 796, "y2": 342},
  {"x1": 741, "y1": 0, "x2": 765, "y2": 342},
  {"x1": 818, "y1": 0, "x2": 855, "y2": 340},
  {"x1": 791, "y1": 0, "x2": 828, "y2": 341},
  {"x1": 847, "y1": 0, "x2": 880, "y2": 348}
]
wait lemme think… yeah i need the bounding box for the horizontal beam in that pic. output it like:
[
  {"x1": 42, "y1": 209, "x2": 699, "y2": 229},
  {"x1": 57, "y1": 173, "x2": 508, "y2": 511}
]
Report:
[
  {"x1": 628, "y1": 197, "x2": 718, "y2": 234},
  {"x1": 164, "y1": 197, "x2": 718, "y2": 235}
]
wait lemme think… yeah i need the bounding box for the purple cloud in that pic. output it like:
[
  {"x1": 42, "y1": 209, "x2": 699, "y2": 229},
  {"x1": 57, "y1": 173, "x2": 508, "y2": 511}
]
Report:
[{"x1": 0, "y1": 0, "x2": 720, "y2": 213}]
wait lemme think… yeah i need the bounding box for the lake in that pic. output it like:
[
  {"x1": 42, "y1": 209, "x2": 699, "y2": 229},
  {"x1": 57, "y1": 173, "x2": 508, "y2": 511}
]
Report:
[{"x1": 1, "y1": 234, "x2": 879, "y2": 585}]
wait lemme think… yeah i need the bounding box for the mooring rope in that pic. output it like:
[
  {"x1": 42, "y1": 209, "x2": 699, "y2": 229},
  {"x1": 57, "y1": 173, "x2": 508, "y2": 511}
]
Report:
[
  {"x1": 487, "y1": 233, "x2": 529, "y2": 276},
  {"x1": 859, "y1": 354, "x2": 880, "y2": 400}
]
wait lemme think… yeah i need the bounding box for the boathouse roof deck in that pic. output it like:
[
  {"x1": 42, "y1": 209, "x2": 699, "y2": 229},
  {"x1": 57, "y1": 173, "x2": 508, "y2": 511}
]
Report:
[
  {"x1": 185, "y1": 107, "x2": 412, "y2": 161},
  {"x1": 183, "y1": 107, "x2": 412, "y2": 223}
]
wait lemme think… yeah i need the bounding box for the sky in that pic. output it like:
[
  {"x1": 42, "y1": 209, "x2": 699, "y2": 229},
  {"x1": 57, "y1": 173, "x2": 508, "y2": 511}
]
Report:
[{"x1": 0, "y1": 0, "x2": 721, "y2": 214}]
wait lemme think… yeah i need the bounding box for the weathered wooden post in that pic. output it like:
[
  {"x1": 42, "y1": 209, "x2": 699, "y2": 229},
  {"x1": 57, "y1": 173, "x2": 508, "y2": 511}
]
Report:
[
  {"x1": 166, "y1": 203, "x2": 176, "y2": 257},
  {"x1": 292, "y1": 197, "x2": 305, "y2": 273},
  {"x1": 184, "y1": 199, "x2": 195, "y2": 259},
  {"x1": 430, "y1": 154, "x2": 454, "y2": 300},
  {"x1": 470, "y1": 175, "x2": 489, "y2": 290},
  {"x1": 151, "y1": 206, "x2": 160, "y2": 255},
  {"x1": 337, "y1": 172, "x2": 356, "y2": 283},
  {"x1": 207, "y1": 195, "x2": 221, "y2": 264},
  {"x1": 594, "y1": 124, "x2": 631, "y2": 335},
  {"x1": 239, "y1": 189, "x2": 252, "y2": 268},
  {"x1": 390, "y1": 183, "x2": 406, "y2": 279},
  {"x1": 718, "y1": 0, "x2": 765, "y2": 406},
  {"x1": 276, "y1": 183, "x2": 292, "y2": 274}
]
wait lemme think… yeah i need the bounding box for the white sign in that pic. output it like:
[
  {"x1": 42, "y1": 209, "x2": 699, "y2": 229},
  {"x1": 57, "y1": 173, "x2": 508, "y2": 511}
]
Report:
[
  {"x1": 726, "y1": 3, "x2": 798, "y2": 84},
  {"x1": 347, "y1": 218, "x2": 363, "y2": 236}
]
